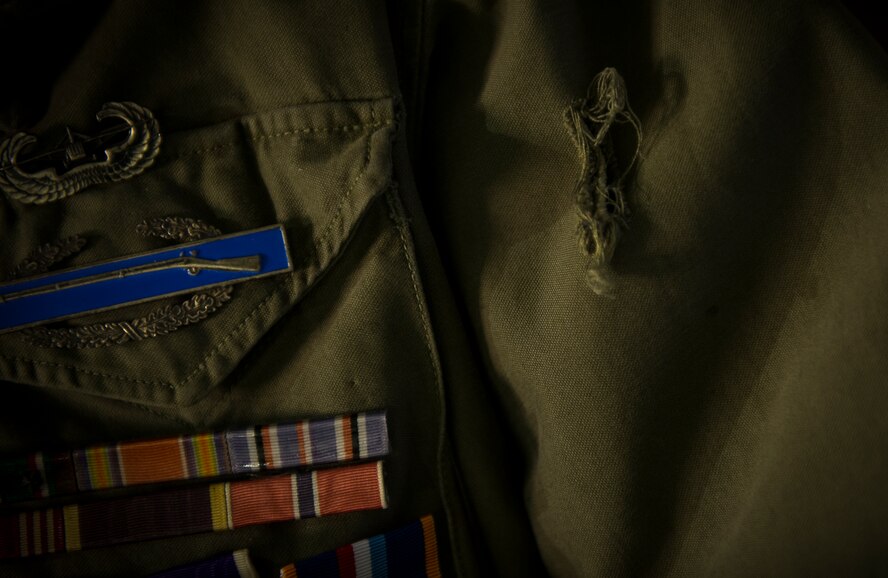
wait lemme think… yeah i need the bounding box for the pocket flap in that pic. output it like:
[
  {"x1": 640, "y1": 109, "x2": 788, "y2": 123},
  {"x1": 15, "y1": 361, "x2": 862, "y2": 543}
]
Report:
[{"x1": 0, "y1": 98, "x2": 396, "y2": 405}]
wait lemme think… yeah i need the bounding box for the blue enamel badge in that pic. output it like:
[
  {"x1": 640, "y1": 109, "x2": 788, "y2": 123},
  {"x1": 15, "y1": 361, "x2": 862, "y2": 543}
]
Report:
[{"x1": 0, "y1": 225, "x2": 292, "y2": 333}]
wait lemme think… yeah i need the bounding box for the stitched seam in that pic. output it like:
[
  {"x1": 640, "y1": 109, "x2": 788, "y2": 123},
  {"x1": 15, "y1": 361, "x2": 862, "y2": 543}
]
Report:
[
  {"x1": 388, "y1": 193, "x2": 439, "y2": 399},
  {"x1": 385, "y1": 188, "x2": 467, "y2": 575},
  {"x1": 163, "y1": 120, "x2": 392, "y2": 161},
  {"x1": 316, "y1": 108, "x2": 379, "y2": 249},
  {"x1": 177, "y1": 115, "x2": 381, "y2": 389},
  {"x1": 254, "y1": 120, "x2": 391, "y2": 141},
  {"x1": 175, "y1": 276, "x2": 289, "y2": 388}
]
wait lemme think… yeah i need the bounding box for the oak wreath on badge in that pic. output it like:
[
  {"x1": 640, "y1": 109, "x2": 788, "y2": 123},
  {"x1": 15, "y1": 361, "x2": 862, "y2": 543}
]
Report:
[{"x1": 0, "y1": 219, "x2": 292, "y2": 345}]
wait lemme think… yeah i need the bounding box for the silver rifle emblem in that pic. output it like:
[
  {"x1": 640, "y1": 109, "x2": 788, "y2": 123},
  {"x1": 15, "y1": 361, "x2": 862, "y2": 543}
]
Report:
[{"x1": 7, "y1": 218, "x2": 236, "y2": 349}]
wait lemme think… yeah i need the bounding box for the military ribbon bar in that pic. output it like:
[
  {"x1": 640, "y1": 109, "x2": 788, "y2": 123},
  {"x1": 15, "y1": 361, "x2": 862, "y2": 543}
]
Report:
[
  {"x1": 280, "y1": 515, "x2": 441, "y2": 578},
  {"x1": 150, "y1": 550, "x2": 259, "y2": 578},
  {"x1": 0, "y1": 461, "x2": 387, "y2": 559},
  {"x1": 0, "y1": 224, "x2": 292, "y2": 333},
  {"x1": 0, "y1": 411, "x2": 388, "y2": 503}
]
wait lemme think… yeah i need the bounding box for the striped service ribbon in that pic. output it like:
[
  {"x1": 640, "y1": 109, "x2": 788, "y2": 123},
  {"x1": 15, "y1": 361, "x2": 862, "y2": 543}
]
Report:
[
  {"x1": 149, "y1": 549, "x2": 258, "y2": 578},
  {"x1": 0, "y1": 461, "x2": 387, "y2": 559},
  {"x1": 0, "y1": 411, "x2": 388, "y2": 503},
  {"x1": 280, "y1": 515, "x2": 440, "y2": 578}
]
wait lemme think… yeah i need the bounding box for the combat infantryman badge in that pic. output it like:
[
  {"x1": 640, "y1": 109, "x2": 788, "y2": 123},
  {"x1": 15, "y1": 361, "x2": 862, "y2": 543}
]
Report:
[{"x1": 0, "y1": 224, "x2": 293, "y2": 336}]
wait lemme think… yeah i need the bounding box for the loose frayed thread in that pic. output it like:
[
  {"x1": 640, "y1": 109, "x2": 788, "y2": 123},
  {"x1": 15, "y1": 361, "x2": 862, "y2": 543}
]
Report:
[{"x1": 564, "y1": 67, "x2": 642, "y2": 297}]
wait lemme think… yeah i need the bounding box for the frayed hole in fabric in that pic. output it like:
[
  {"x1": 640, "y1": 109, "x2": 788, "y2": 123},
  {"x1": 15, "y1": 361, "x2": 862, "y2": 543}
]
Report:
[{"x1": 564, "y1": 67, "x2": 642, "y2": 297}]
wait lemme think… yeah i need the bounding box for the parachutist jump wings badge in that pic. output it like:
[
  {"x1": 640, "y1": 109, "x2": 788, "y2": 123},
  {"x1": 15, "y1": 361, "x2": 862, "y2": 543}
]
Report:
[{"x1": 0, "y1": 101, "x2": 161, "y2": 204}]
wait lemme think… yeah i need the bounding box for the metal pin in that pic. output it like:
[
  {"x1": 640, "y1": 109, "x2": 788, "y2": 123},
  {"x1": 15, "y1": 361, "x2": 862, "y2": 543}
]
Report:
[
  {"x1": 0, "y1": 123, "x2": 143, "y2": 174},
  {"x1": 1, "y1": 256, "x2": 262, "y2": 302}
]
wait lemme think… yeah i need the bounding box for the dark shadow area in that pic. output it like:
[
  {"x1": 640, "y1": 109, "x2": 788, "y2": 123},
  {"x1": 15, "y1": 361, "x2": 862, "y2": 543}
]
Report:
[
  {"x1": 841, "y1": 0, "x2": 887, "y2": 50},
  {"x1": 0, "y1": 0, "x2": 112, "y2": 132}
]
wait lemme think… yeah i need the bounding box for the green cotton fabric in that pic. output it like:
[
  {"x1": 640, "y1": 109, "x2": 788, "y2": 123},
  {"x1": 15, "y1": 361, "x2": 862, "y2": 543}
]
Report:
[{"x1": 1, "y1": 0, "x2": 887, "y2": 575}]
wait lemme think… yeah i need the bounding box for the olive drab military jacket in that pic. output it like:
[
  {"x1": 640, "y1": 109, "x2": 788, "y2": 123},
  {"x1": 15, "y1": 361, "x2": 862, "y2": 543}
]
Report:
[{"x1": 1, "y1": 1, "x2": 887, "y2": 576}]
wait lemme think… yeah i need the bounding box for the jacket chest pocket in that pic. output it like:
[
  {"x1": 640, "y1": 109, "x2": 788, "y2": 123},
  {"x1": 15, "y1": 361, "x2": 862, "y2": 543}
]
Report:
[{"x1": 0, "y1": 98, "x2": 397, "y2": 408}]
